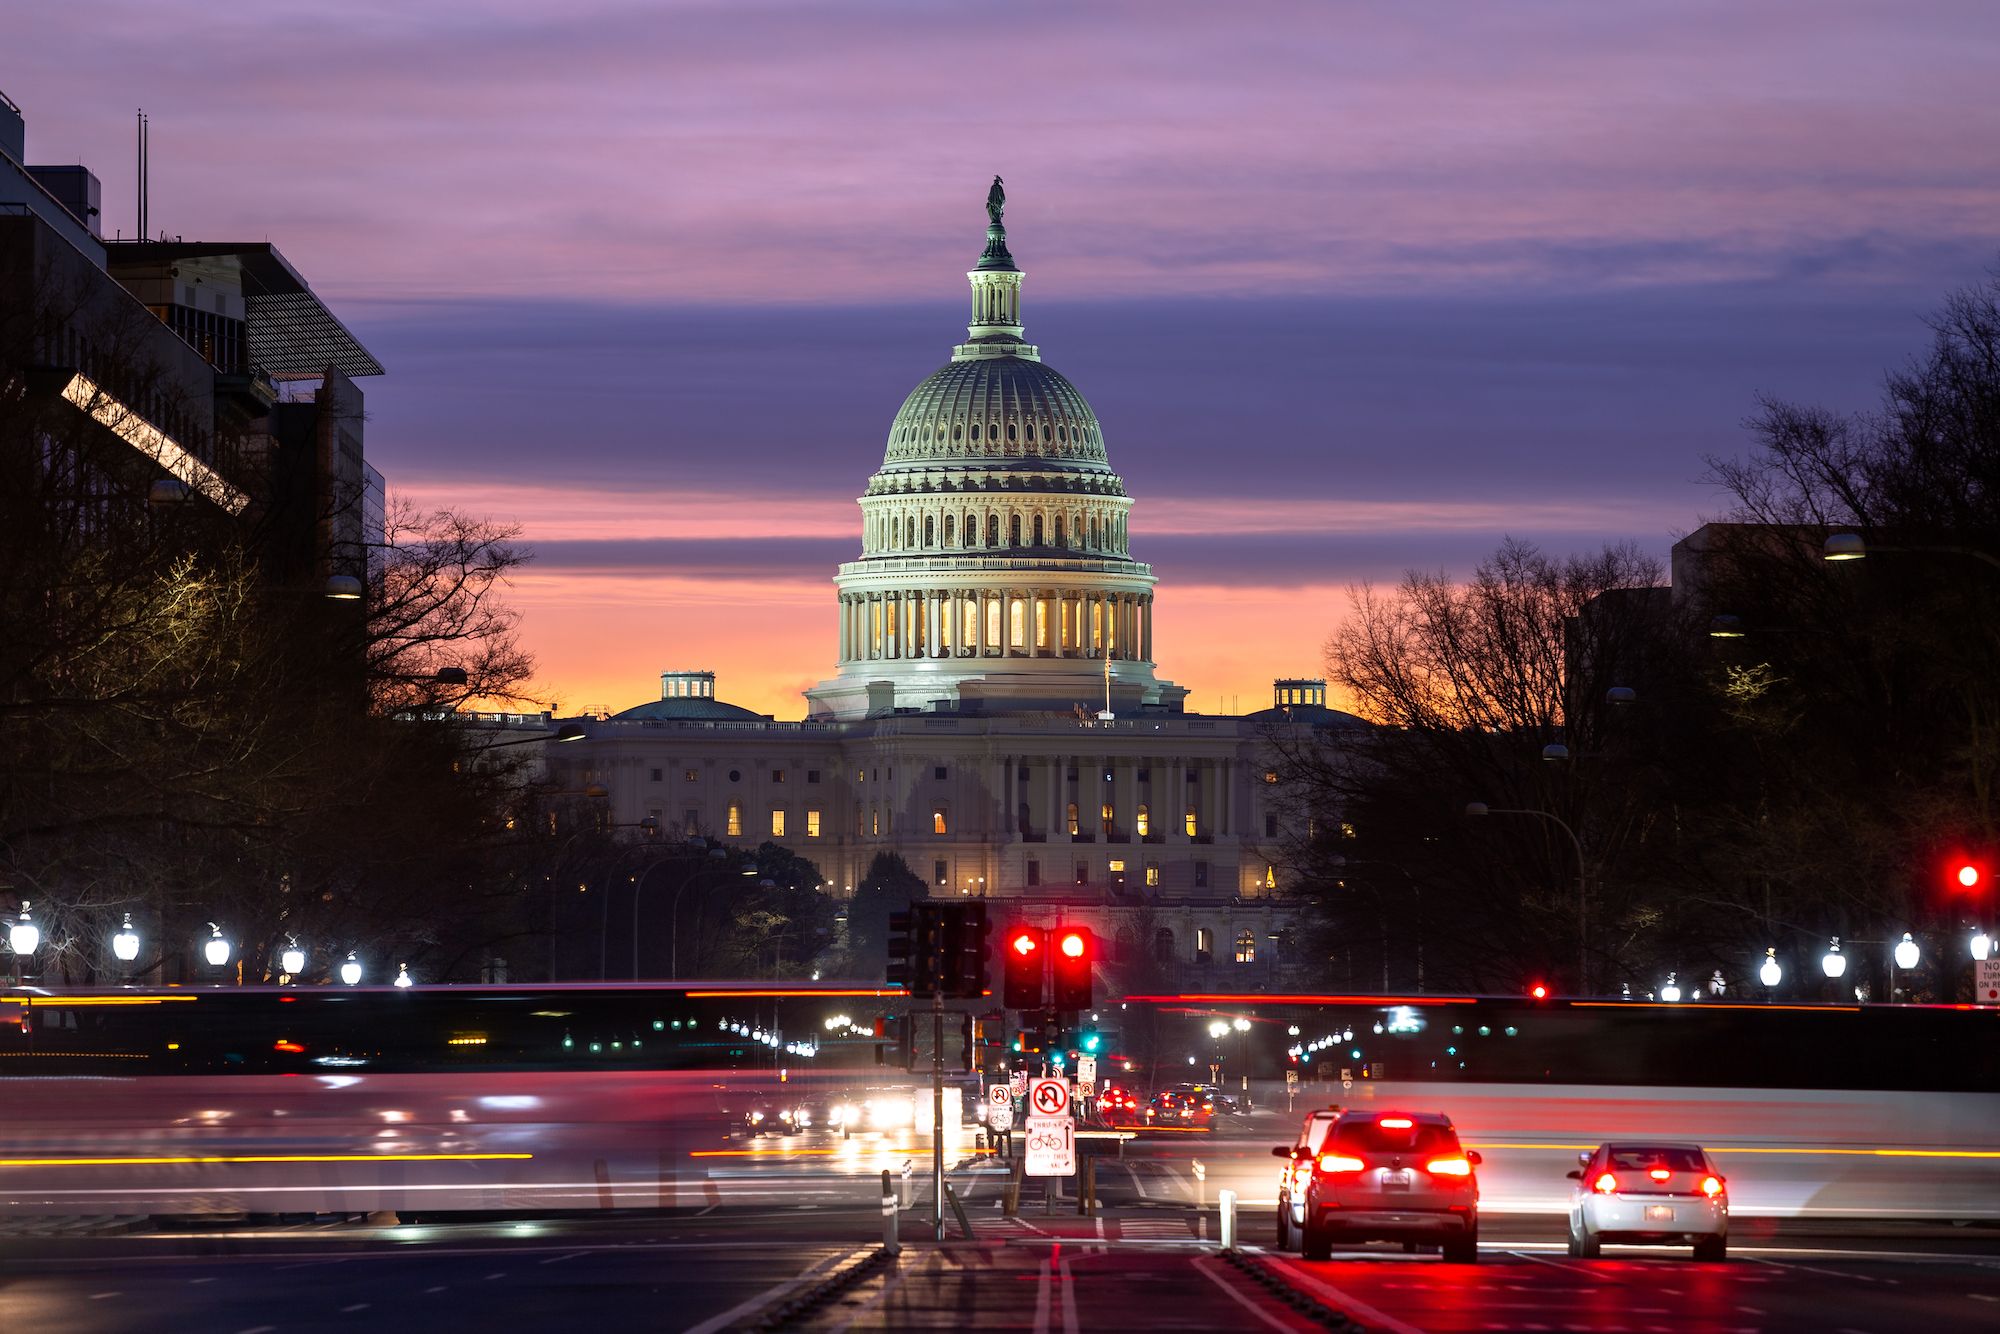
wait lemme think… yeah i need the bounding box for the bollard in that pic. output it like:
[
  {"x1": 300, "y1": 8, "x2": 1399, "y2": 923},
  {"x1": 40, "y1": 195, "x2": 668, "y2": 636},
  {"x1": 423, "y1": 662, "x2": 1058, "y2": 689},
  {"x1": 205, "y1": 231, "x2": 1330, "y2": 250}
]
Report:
[
  {"x1": 1077, "y1": 1157, "x2": 1096, "y2": 1217},
  {"x1": 1218, "y1": 1187, "x2": 1236, "y2": 1250},
  {"x1": 1192, "y1": 1158, "x2": 1207, "y2": 1208},
  {"x1": 880, "y1": 1169, "x2": 901, "y2": 1256}
]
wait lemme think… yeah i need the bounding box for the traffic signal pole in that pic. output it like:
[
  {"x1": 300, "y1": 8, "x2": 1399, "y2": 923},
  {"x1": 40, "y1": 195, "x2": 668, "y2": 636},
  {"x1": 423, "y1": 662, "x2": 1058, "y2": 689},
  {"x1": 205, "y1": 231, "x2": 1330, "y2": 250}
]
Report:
[{"x1": 932, "y1": 998, "x2": 945, "y2": 1242}]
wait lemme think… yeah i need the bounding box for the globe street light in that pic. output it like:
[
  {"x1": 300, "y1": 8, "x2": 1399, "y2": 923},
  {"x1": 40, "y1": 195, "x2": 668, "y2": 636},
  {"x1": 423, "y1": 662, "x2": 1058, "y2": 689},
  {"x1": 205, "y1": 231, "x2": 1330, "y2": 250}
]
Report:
[
  {"x1": 339, "y1": 952, "x2": 362, "y2": 986},
  {"x1": 1973, "y1": 929, "x2": 1993, "y2": 962},
  {"x1": 394, "y1": 963, "x2": 413, "y2": 988},
  {"x1": 1759, "y1": 948, "x2": 1782, "y2": 991},
  {"x1": 112, "y1": 913, "x2": 141, "y2": 963},
  {"x1": 9, "y1": 902, "x2": 41, "y2": 956},
  {"x1": 1893, "y1": 933, "x2": 1919, "y2": 970},
  {"x1": 1659, "y1": 973, "x2": 1682, "y2": 1003},
  {"x1": 203, "y1": 924, "x2": 231, "y2": 969},
  {"x1": 280, "y1": 941, "x2": 306, "y2": 978},
  {"x1": 1821, "y1": 937, "x2": 1846, "y2": 979}
]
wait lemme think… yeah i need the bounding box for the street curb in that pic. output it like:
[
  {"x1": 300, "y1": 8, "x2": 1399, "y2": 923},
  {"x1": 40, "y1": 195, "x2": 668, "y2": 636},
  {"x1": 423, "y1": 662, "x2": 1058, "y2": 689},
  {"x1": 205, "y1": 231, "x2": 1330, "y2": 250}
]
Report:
[
  {"x1": 741, "y1": 1245, "x2": 894, "y2": 1331},
  {"x1": 1218, "y1": 1248, "x2": 1372, "y2": 1331}
]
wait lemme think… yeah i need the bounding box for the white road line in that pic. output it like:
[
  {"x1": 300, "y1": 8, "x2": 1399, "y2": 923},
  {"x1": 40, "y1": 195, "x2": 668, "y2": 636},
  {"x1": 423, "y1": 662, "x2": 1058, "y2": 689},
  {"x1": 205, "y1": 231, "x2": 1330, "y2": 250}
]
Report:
[
  {"x1": 237, "y1": 1327, "x2": 276, "y2": 1334},
  {"x1": 538, "y1": 1250, "x2": 589, "y2": 1265},
  {"x1": 1030, "y1": 1255, "x2": 1054, "y2": 1334},
  {"x1": 189, "y1": 1278, "x2": 215, "y2": 1285},
  {"x1": 423, "y1": 1286, "x2": 447, "y2": 1294},
  {"x1": 341, "y1": 1303, "x2": 369, "y2": 1313},
  {"x1": 1262, "y1": 1257, "x2": 1433, "y2": 1334},
  {"x1": 1058, "y1": 1254, "x2": 1082, "y2": 1334},
  {"x1": 89, "y1": 1291, "x2": 121, "y2": 1299},
  {"x1": 1737, "y1": 1307, "x2": 1765, "y2": 1315},
  {"x1": 1750, "y1": 1257, "x2": 1897, "y2": 1285},
  {"x1": 483, "y1": 1272, "x2": 506, "y2": 1280},
  {"x1": 1192, "y1": 1255, "x2": 1307, "y2": 1334},
  {"x1": 1969, "y1": 1294, "x2": 1998, "y2": 1303}
]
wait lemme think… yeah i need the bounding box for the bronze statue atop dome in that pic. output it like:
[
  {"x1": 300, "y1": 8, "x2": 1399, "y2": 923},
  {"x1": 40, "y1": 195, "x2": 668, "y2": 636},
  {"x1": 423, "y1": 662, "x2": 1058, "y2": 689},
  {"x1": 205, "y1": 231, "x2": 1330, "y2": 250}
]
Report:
[{"x1": 986, "y1": 175, "x2": 1005, "y2": 226}]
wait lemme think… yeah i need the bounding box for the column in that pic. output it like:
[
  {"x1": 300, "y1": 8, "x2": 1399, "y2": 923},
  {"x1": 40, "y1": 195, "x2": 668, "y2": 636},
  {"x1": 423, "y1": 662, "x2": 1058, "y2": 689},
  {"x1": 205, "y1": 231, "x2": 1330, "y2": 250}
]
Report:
[
  {"x1": 1048, "y1": 755, "x2": 1065, "y2": 838},
  {"x1": 1141, "y1": 596, "x2": 1153, "y2": 663},
  {"x1": 1221, "y1": 759, "x2": 1234, "y2": 836},
  {"x1": 927, "y1": 591, "x2": 942, "y2": 659}
]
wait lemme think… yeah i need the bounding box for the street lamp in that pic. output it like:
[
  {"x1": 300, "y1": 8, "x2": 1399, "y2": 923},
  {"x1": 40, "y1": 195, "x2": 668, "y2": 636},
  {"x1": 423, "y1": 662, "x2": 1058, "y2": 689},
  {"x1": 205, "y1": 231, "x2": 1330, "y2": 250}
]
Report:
[
  {"x1": 1466, "y1": 802, "x2": 1589, "y2": 993},
  {"x1": 394, "y1": 963, "x2": 413, "y2": 988},
  {"x1": 1758, "y1": 947, "x2": 1782, "y2": 990},
  {"x1": 280, "y1": 940, "x2": 306, "y2": 977},
  {"x1": 9, "y1": 902, "x2": 41, "y2": 956},
  {"x1": 112, "y1": 913, "x2": 141, "y2": 963},
  {"x1": 1821, "y1": 937, "x2": 1846, "y2": 979},
  {"x1": 339, "y1": 952, "x2": 362, "y2": 985},
  {"x1": 203, "y1": 924, "x2": 231, "y2": 969},
  {"x1": 1659, "y1": 973, "x2": 1682, "y2": 1003},
  {"x1": 1893, "y1": 933, "x2": 1919, "y2": 970},
  {"x1": 1973, "y1": 929, "x2": 1993, "y2": 962}
]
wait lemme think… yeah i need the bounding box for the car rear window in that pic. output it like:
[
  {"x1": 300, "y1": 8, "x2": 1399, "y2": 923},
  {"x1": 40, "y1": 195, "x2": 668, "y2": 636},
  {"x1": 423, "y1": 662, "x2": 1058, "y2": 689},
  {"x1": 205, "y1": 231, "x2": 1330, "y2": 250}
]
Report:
[
  {"x1": 1332, "y1": 1120, "x2": 1458, "y2": 1155},
  {"x1": 1606, "y1": 1147, "x2": 1706, "y2": 1172}
]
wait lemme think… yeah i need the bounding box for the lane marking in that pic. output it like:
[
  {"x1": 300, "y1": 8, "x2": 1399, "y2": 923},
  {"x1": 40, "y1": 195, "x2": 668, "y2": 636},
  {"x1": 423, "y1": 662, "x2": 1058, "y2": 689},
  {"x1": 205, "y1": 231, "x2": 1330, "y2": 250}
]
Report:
[
  {"x1": 1058, "y1": 1253, "x2": 1082, "y2": 1334},
  {"x1": 1465, "y1": 1142, "x2": 2000, "y2": 1160},
  {"x1": 1749, "y1": 1257, "x2": 1897, "y2": 1285},
  {"x1": 483, "y1": 1272, "x2": 506, "y2": 1280},
  {"x1": 1261, "y1": 1257, "x2": 1433, "y2": 1334},
  {"x1": 341, "y1": 1303, "x2": 369, "y2": 1313},
  {"x1": 1192, "y1": 1256, "x2": 1312, "y2": 1333},
  {"x1": 89, "y1": 1291, "x2": 121, "y2": 1299},
  {"x1": 1030, "y1": 1254, "x2": 1053, "y2": 1334},
  {"x1": 538, "y1": 1250, "x2": 588, "y2": 1265},
  {"x1": 423, "y1": 1286, "x2": 447, "y2": 1294}
]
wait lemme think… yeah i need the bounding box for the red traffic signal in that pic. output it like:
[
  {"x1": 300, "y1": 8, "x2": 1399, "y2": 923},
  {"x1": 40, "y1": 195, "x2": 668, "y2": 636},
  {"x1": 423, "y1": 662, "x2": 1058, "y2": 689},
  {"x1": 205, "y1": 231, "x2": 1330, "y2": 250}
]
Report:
[
  {"x1": 1052, "y1": 927, "x2": 1095, "y2": 1010},
  {"x1": 1956, "y1": 863, "x2": 1981, "y2": 890},
  {"x1": 1002, "y1": 927, "x2": 1046, "y2": 1009},
  {"x1": 1528, "y1": 983, "x2": 1549, "y2": 1001}
]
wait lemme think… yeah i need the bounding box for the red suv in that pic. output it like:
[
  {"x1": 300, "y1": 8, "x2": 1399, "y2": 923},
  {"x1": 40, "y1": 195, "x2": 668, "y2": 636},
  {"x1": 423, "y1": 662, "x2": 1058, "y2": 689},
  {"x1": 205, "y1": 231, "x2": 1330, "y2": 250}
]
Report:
[{"x1": 1272, "y1": 1109, "x2": 1481, "y2": 1262}]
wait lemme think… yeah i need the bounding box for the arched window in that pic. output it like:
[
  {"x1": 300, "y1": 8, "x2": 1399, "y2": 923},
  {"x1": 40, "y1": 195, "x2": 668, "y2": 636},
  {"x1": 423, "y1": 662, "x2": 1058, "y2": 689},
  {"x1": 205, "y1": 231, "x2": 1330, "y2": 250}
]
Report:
[
  {"x1": 971, "y1": 422, "x2": 981, "y2": 442},
  {"x1": 952, "y1": 423, "x2": 962, "y2": 441},
  {"x1": 1007, "y1": 422, "x2": 1017, "y2": 443},
  {"x1": 1185, "y1": 807, "x2": 1199, "y2": 837},
  {"x1": 1009, "y1": 514, "x2": 1022, "y2": 546},
  {"x1": 1032, "y1": 515, "x2": 1044, "y2": 545},
  {"x1": 932, "y1": 804, "x2": 949, "y2": 835},
  {"x1": 944, "y1": 514, "x2": 955, "y2": 545},
  {"x1": 1066, "y1": 802, "x2": 1079, "y2": 836},
  {"x1": 924, "y1": 515, "x2": 934, "y2": 546},
  {"x1": 726, "y1": 803, "x2": 743, "y2": 837},
  {"x1": 1235, "y1": 931, "x2": 1256, "y2": 964},
  {"x1": 1100, "y1": 802, "x2": 1114, "y2": 835},
  {"x1": 1136, "y1": 804, "x2": 1150, "y2": 837},
  {"x1": 987, "y1": 515, "x2": 1000, "y2": 546},
  {"x1": 1153, "y1": 928, "x2": 1175, "y2": 964},
  {"x1": 1054, "y1": 515, "x2": 1066, "y2": 547}
]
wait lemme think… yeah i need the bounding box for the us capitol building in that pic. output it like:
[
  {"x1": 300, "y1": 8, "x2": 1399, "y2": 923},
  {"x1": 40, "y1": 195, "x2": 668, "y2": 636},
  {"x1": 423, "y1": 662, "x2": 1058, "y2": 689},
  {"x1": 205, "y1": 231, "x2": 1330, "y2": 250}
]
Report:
[{"x1": 539, "y1": 183, "x2": 1360, "y2": 986}]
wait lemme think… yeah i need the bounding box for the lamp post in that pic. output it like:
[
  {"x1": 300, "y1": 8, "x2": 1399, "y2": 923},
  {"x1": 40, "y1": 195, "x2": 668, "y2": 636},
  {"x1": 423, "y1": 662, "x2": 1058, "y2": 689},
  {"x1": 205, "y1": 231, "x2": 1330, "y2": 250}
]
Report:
[
  {"x1": 1466, "y1": 802, "x2": 1589, "y2": 994},
  {"x1": 280, "y1": 940, "x2": 306, "y2": 980},
  {"x1": 203, "y1": 924, "x2": 232, "y2": 978},
  {"x1": 668, "y1": 859, "x2": 763, "y2": 980},
  {"x1": 1328, "y1": 855, "x2": 1422, "y2": 991},
  {"x1": 8, "y1": 902, "x2": 40, "y2": 984},
  {"x1": 339, "y1": 952, "x2": 362, "y2": 986},
  {"x1": 1759, "y1": 947, "x2": 1782, "y2": 997},
  {"x1": 112, "y1": 914, "x2": 141, "y2": 977},
  {"x1": 629, "y1": 846, "x2": 744, "y2": 980}
]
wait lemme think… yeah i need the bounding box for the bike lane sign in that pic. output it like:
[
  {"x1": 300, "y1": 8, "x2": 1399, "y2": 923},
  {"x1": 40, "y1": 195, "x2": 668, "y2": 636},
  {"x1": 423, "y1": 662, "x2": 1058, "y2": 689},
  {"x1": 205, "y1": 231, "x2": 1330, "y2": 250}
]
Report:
[{"x1": 1024, "y1": 1119, "x2": 1075, "y2": 1176}]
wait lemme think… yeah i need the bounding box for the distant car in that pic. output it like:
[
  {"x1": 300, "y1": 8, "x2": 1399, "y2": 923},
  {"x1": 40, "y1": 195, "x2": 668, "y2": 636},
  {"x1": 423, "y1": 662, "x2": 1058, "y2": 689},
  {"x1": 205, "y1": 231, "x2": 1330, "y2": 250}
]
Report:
[
  {"x1": 1146, "y1": 1089, "x2": 1213, "y2": 1127},
  {"x1": 1272, "y1": 1108, "x2": 1480, "y2": 1262},
  {"x1": 1567, "y1": 1142, "x2": 1728, "y2": 1260},
  {"x1": 1098, "y1": 1086, "x2": 1142, "y2": 1124}
]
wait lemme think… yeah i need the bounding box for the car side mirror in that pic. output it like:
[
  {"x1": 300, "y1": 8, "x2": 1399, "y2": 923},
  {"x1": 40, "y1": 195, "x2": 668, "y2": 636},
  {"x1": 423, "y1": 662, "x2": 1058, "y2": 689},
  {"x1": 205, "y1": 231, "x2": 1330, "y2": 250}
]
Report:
[
  {"x1": 1272, "y1": 1146, "x2": 1295, "y2": 1158},
  {"x1": 1565, "y1": 1169, "x2": 1582, "y2": 1180},
  {"x1": 1466, "y1": 1150, "x2": 1482, "y2": 1166}
]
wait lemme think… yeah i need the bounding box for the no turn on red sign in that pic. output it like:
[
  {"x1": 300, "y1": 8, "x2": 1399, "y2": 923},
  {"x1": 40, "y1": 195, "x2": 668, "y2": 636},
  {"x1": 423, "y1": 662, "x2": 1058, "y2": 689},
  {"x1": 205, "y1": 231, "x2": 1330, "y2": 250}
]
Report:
[{"x1": 1027, "y1": 1077, "x2": 1071, "y2": 1120}]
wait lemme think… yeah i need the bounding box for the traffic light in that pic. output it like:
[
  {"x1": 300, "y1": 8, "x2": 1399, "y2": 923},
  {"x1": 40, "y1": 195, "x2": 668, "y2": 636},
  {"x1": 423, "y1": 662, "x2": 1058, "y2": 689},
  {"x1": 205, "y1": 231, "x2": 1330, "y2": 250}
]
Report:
[
  {"x1": 872, "y1": 1014, "x2": 911, "y2": 1068},
  {"x1": 1051, "y1": 926, "x2": 1095, "y2": 1010},
  {"x1": 1955, "y1": 862, "x2": 1982, "y2": 891},
  {"x1": 886, "y1": 905, "x2": 946, "y2": 997},
  {"x1": 938, "y1": 901, "x2": 992, "y2": 999},
  {"x1": 1528, "y1": 982, "x2": 1549, "y2": 1002},
  {"x1": 1003, "y1": 925, "x2": 1046, "y2": 1009}
]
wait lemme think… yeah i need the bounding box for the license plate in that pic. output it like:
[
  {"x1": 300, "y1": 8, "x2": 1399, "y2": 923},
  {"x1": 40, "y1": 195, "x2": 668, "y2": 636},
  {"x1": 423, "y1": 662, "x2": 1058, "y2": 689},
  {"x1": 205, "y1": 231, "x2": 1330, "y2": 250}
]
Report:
[
  {"x1": 1382, "y1": 1170, "x2": 1412, "y2": 1190},
  {"x1": 1644, "y1": 1205, "x2": 1674, "y2": 1222}
]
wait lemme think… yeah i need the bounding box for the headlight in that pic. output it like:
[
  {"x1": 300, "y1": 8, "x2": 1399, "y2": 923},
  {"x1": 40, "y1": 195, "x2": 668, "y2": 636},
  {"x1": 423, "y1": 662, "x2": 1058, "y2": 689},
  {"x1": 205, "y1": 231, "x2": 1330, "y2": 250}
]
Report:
[{"x1": 748, "y1": 1111, "x2": 764, "y2": 1123}]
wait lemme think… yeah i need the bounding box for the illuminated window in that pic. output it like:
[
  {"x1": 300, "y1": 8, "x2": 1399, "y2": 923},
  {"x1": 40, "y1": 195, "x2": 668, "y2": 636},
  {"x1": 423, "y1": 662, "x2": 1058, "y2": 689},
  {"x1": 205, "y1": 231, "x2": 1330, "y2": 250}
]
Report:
[
  {"x1": 933, "y1": 805, "x2": 949, "y2": 835},
  {"x1": 1066, "y1": 802, "x2": 1079, "y2": 836},
  {"x1": 770, "y1": 809, "x2": 786, "y2": 837},
  {"x1": 1136, "y1": 804, "x2": 1150, "y2": 837},
  {"x1": 1101, "y1": 803, "x2": 1114, "y2": 835},
  {"x1": 1263, "y1": 770, "x2": 1278, "y2": 785},
  {"x1": 1234, "y1": 931, "x2": 1256, "y2": 964},
  {"x1": 1185, "y1": 808, "x2": 1199, "y2": 837},
  {"x1": 855, "y1": 807, "x2": 866, "y2": 836},
  {"x1": 1108, "y1": 859, "x2": 1126, "y2": 873},
  {"x1": 1145, "y1": 863, "x2": 1160, "y2": 887},
  {"x1": 726, "y1": 803, "x2": 743, "y2": 837},
  {"x1": 1009, "y1": 597, "x2": 1025, "y2": 648},
  {"x1": 806, "y1": 810, "x2": 821, "y2": 838},
  {"x1": 684, "y1": 809, "x2": 699, "y2": 836},
  {"x1": 871, "y1": 808, "x2": 881, "y2": 836},
  {"x1": 1196, "y1": 927, "x2": 1213, "y2": 962},
  {"x1": 684, "y1": 769, "x2": 698, "y2": 783},
  {"x1": 772, "y1": 769, "x2": 785, "y2": 783}
]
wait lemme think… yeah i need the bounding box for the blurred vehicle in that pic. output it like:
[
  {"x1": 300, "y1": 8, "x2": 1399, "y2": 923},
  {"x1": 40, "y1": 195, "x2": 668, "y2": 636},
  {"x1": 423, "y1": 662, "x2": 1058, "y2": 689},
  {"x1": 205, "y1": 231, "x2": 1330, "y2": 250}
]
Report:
[
  {"x1": 1146, "y1": 1088, "x2": 1213, "y2": 1127},
  {"x1": 1272, "y1": 1109, "x2": 1480, "y2": 1262},
  {"x1": 742, "y1": 1096, "x2": 818, "y2": 1135},
  {"x1": 1567, "y1": 1142, "x2": 1728, "y2": 1260},
  {"x1": 1097, "y1": 1085, "x2": 1143, "y2": 1124}
]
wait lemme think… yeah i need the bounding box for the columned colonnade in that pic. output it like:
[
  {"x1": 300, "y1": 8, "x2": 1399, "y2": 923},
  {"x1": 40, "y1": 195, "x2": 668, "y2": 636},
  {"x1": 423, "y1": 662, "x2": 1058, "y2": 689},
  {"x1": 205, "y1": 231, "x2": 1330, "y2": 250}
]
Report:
[
  {"x1": 838, "y1": 587, "x2": 1154, "y2": 664},
  {"x1": 986, "y1": 751, "x2": 1236, "y2": 842}
]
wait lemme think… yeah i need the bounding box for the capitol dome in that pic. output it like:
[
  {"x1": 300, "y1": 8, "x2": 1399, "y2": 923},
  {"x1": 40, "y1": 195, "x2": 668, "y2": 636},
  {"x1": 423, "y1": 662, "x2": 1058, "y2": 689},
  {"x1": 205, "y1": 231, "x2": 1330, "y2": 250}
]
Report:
[{"x1": 805, "y1": 181, "x2": 1185, "y2": 721}]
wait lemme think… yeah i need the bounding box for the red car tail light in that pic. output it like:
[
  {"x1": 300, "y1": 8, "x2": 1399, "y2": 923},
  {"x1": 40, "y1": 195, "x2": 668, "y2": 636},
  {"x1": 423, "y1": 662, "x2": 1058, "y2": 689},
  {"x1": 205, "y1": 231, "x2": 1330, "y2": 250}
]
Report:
[
  {"x1": 1424, "y1": 1155, "x2": 1473, "y2": 1176},
  {"x1": 1701, "y1": 1175, "x2": 1724, "y2": 1197},
  {"x1": 1379, "y1": 1117, "x2": 1414, "y2": 1129},
  {"x1": 1317, "y1": 1153, "x2": 1366, "y2": 1173},
  {"x1": 1649, "y1": 1168, "x2": 1672, "y2": 1182},
  {"x1": 1593, "y1": 1172, "x2": 1618, "y2": 1194}
]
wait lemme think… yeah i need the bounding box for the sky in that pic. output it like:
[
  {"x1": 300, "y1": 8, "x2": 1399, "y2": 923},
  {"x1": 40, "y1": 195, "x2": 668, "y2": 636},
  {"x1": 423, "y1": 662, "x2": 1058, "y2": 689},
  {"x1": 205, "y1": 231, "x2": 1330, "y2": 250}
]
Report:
[{"x1": 10, "y1": 1, "x2": 1999, "y2": 717}]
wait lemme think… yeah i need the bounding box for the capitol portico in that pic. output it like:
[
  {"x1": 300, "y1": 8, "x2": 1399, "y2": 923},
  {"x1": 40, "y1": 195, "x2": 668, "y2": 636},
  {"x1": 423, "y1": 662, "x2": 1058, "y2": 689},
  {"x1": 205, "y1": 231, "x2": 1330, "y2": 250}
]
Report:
[{"x1": 546, "y1": 184, "x2": 1362, "y2": 988}]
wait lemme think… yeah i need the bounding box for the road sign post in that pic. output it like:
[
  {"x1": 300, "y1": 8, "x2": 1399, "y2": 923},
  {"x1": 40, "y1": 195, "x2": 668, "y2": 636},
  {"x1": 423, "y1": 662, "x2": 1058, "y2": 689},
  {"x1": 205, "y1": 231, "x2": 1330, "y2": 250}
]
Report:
[
  {"x1": 1976, "y1": 958, "x2": 1999, "y2": 1005},
  {"x1": 1076, "y1": 1054, "x2": 1097, "y2": 1099}
]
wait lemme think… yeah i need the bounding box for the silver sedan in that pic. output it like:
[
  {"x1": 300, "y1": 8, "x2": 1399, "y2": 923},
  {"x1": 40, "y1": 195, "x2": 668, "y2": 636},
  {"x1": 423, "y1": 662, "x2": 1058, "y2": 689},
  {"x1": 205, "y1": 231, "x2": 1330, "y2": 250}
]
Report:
[{"x1": 1567, "y1": 1142, "x2": 1728, "y2": 1260}]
